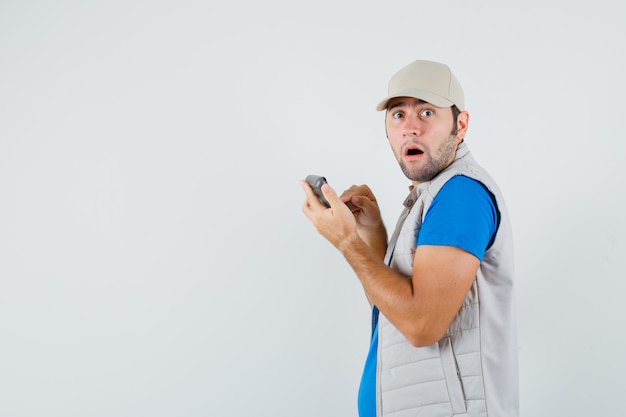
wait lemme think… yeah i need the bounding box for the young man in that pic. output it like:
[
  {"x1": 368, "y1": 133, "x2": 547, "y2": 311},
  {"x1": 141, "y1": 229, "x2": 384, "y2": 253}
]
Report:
[{"x1": 301, "y1": 59, "x2": 518, "y2": 417}]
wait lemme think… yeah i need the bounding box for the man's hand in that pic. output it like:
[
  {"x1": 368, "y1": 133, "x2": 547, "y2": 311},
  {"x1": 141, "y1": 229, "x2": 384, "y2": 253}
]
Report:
[
  {"x1": 339, "y1": 185, "x2": 388, "y2": 260},
  {"x1": 301, "y1": 181, "x2": 388, "y2": 258},
  {"x1": 300, "y1": 180, "x2": 359, "y2": 250}
]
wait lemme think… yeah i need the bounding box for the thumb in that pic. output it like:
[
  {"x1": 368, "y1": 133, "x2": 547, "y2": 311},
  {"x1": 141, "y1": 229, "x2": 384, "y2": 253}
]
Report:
[{"x1": 321, "y1": 183, "x2": 342, "y2": 208}]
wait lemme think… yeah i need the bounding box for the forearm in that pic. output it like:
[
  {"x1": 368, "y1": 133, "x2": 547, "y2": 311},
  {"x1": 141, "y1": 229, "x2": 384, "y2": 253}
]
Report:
[
  {"x1": 358, "y1": 224, "x2": 388, "y2": 261},
  {"x1": 338, "y1": 233, "x2": 422, "y2": 338}
]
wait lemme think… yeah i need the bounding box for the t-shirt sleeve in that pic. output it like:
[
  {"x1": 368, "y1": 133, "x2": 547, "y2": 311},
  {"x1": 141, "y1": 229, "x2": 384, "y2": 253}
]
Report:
[{"x1": 417, "y1": 175, "x2": 499, "y2": 261}]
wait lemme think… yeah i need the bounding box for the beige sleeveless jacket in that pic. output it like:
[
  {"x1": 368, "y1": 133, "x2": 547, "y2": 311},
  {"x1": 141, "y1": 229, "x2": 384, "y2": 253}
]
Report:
[{"x1": 377, "y1": 142, "x2": 518, "y2": 417}]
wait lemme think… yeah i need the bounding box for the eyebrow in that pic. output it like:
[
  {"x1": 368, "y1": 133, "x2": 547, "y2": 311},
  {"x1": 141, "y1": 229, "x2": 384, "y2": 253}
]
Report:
[{"x1": 387, "y1": 99, "x2": 428, "y2": 111}]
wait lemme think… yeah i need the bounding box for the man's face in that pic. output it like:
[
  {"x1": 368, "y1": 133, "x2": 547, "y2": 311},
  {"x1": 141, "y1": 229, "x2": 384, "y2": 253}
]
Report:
[{"x1": 385, "y1": 97, "x2": 467, "y2": 185}]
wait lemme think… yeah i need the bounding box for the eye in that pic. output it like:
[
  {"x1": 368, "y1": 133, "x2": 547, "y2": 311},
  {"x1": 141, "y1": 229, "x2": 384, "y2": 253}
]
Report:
[
  {"x1": 420, "y1": 109, "x2": 435, "y2": 117},
  {"x1": 392, "y1": 111, "x2": 403, "y2": 119}
]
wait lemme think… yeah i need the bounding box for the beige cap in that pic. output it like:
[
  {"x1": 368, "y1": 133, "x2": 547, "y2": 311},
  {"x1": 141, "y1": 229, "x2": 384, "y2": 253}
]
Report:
[{"x1": 376, "y1": 59, "x2": 465, "y2": 111}]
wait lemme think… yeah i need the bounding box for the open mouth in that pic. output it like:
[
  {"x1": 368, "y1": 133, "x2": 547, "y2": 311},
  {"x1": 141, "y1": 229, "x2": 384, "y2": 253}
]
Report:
[{"x1": 405, "y1": 145, "x2": 424, "y2": 157}]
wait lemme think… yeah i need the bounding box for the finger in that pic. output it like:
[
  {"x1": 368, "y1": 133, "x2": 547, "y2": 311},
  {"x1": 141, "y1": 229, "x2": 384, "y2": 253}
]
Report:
[
  {"x1": 339, "y1": 187, "x2": 368, "y2": 213},
  {"x1": 340, "y1": 184, "x2": 375, "y2": 204},
  {"x1": 350, "y1": 194, "x2": 378, "y2": 217},
  {"x1": 300, "y1": 180, "x2": 326, "y2": 210},
  {"x1": 339, "y1": 185, "x2": 362, "y2": 202},
  {"x1": 300, "y1": 193, "x2": 317, "y2": 222},
  {"x1": 300, "y1": 179, "x2": 319, "y2": 202}
]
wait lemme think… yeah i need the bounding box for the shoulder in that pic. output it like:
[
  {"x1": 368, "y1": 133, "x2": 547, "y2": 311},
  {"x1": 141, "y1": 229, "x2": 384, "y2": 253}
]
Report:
[
  {"x1": 420, "y1": 175, "x2": 499, "y2": 259},
  {"x1": 440, "y1": 175, "x2": 491, "y2": 197},
  {"x1": 432, "y1": 175, "x2": 496, "y2": 211}
]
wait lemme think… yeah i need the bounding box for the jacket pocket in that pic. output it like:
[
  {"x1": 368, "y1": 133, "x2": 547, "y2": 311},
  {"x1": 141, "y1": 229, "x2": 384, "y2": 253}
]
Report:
[{"x1": 439, "y1": 335, "x2": 467, "y2": 415}]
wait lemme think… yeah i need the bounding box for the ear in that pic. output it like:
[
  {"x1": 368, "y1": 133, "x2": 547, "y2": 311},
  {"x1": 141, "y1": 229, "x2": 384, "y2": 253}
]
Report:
[{"x1": 456, "y1": 111, "x2": 470, "y2": 141}]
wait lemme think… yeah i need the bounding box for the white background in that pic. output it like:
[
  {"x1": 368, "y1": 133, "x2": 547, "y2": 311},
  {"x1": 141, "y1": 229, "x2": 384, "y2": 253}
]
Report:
[{"x1": 1, "y1": 1, "x2": 624, "y2": 416}]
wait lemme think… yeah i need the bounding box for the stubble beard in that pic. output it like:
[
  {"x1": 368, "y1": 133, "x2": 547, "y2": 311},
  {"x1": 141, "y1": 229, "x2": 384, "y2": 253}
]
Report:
[{"x1": 399, "y1": 134, "x2": 458, "y2": 183}]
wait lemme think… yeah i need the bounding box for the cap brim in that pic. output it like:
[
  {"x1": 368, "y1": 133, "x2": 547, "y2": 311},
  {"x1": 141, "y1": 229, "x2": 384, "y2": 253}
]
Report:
[{"x1": 375, "y1": 89, "x2": 455, "y2": 111}]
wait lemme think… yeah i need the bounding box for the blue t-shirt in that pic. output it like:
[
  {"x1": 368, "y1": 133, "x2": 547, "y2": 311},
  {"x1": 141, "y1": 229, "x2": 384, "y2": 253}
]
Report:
[{"x1": 357, "y1": 175, "x2": 499, "y2": 417}]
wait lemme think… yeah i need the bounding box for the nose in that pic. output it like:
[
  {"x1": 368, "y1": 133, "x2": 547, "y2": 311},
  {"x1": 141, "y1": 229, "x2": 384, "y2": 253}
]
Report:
[{"x1": 402, "y1": 116, "x2": 422, "y2": 137}]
